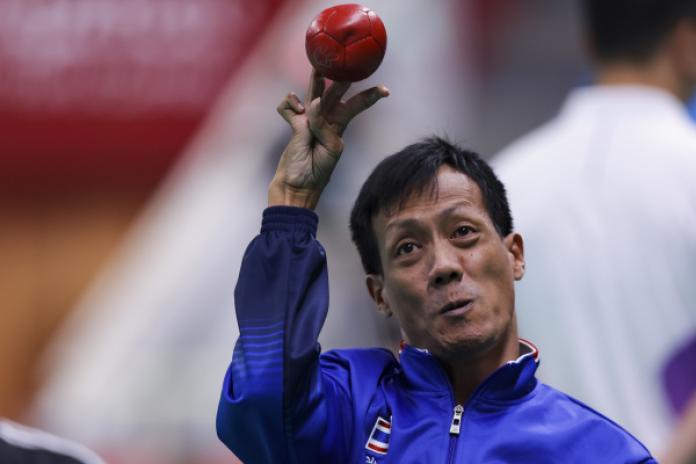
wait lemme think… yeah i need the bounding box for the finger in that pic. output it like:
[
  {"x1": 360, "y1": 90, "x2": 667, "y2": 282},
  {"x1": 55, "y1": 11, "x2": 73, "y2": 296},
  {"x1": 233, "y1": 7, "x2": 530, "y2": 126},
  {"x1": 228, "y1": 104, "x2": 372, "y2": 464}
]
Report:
[
  {"x1": 308, "y1": 97, "x2": 344, "y2": 156},
  {"x1": 343, "y1": 85, "x2": 390, "y2": 121},
  {"x1": 276, "y1": 92, "x2": 305, "y2": 126},
  {"x1": 287, "y1": 92, "x2": 305, "y2": 113},
  {"x1": 320, "y1": 81, "x2": 351, "y2": 115},
  {"x1": 305, "y1": 68, "x2": 325, "y2": 107}
]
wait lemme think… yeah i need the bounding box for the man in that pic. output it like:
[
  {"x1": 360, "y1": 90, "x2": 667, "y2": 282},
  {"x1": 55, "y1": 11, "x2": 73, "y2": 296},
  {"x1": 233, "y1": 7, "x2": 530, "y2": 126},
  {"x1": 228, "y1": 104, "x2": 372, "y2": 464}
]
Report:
[
  {"x1": 216, "y1": 68, "x2": 654, "y2": 463},
  {"x1": 492, "y1": 0, "x2": 696, "y2": 461}
]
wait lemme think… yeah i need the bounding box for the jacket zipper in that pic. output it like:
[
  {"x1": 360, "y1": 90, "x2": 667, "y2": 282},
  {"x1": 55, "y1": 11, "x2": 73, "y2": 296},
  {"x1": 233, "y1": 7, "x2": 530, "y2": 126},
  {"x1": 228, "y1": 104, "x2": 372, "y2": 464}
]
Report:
[
  {"x1": 449, "y1": 404, "x2": 464, "y2": 434},
  {"x1": 447, "y1": 404, "x2": 464, "y2": 463}
]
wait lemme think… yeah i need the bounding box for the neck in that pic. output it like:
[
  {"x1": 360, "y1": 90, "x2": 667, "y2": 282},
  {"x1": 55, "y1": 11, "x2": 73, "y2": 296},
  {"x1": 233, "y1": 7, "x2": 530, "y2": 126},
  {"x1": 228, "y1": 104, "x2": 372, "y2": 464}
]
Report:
[
  {"x1": 440, "y1": 321, "x2": 520, "y2": 405},
  {"x1": 596, "y1": 57, "x2": 692, "y2": 102}
]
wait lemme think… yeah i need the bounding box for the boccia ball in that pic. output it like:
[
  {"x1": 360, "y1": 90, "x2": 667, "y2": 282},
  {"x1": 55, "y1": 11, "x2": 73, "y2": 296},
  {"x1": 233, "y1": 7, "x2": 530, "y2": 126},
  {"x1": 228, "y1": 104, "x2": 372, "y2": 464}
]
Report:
[{"x1": 305, "y1": 4, "x2": 387, "y2": 82}]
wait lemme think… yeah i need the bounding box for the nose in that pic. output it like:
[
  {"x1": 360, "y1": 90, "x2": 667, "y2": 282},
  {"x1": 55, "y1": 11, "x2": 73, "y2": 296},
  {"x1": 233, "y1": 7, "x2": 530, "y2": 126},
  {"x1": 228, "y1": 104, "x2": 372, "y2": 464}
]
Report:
[{"x1": 428, "y1": 239, "x2": 463, "y2": 288}]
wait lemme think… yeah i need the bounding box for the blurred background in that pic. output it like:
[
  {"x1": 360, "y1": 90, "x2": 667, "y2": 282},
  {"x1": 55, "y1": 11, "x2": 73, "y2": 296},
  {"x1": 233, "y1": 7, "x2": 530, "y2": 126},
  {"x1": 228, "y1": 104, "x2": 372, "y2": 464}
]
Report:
[{"x1": 1, "y1": 0, "x2": 694, "y2": 462}]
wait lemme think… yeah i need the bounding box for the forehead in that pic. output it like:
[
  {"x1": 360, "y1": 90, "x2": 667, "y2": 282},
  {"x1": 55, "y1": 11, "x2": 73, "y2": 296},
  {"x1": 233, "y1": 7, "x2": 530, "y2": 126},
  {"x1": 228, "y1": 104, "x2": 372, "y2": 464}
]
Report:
[{"x1": 373, "y1": 166, "x2": 487, "y2": 233}]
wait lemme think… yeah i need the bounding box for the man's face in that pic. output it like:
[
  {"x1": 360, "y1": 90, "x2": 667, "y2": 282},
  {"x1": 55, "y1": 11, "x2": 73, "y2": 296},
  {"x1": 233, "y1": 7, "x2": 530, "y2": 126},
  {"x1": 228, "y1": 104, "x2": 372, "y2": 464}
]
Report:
[{"x1": 367, "y1": 166, "x2": 525, "y2": 361}]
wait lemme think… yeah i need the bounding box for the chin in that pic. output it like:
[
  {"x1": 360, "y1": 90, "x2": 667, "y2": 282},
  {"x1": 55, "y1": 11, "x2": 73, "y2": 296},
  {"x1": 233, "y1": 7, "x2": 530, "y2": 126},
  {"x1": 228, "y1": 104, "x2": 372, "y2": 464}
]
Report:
[
  {"x1": 436, "y1": 331, "x2": 499, "y2": 361},
  {"x1": 451, "y1": 312, "x2": 516, "y2": 351}
]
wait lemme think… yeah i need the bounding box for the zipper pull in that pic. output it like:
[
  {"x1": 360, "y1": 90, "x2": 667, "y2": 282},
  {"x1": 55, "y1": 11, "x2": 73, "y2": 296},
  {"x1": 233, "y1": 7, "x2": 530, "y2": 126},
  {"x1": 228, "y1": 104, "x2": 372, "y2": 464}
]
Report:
[{"x1": 449, "y1": 404, "x2": 464, "y2": 435}]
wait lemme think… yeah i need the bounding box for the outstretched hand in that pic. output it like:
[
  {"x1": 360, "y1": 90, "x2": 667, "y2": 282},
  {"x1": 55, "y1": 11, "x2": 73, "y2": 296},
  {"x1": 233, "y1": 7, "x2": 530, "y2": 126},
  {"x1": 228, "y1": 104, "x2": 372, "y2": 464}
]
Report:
[{"x1": 269, "y1": 69, "x2": 389, "y2": 209}]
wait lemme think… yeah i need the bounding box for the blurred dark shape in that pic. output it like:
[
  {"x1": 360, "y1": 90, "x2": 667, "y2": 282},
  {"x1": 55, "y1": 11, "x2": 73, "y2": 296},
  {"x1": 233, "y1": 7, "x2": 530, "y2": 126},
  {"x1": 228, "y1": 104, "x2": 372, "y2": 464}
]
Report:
[
  {"x1": 581, "y1": 0, "x2": 696, "y2": 64},
  {"x1": 0, "y1": 419, "x2": 104, "y2": 464},
  {"x1": 663, "y1": 335, "x2": 696, "y2": 417}
]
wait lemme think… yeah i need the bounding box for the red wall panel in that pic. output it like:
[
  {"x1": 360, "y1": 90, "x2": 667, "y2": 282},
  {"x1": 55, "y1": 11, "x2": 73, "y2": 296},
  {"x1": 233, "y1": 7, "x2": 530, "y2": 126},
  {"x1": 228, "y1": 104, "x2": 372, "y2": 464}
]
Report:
[{"x1": 0, "y1": 0, "x2": 284, "y2": 193}]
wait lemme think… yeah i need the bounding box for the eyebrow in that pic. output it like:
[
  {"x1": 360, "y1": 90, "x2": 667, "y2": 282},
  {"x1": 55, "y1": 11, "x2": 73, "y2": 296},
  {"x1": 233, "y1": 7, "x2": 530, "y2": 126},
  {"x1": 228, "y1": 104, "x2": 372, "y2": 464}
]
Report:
[
  {"x1": 384, "y1": 204, "x2": 473, "y2": 234},
  {"x1": 385, "y1": 218, "x2": 422, "y2": 234}
]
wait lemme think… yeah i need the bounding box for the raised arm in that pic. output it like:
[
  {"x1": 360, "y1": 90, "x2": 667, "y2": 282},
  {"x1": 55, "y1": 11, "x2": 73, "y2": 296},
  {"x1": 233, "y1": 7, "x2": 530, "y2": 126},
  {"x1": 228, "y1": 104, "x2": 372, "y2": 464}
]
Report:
[{"x1": 216, "y1": 70, "x2": 388, "y2": 463}]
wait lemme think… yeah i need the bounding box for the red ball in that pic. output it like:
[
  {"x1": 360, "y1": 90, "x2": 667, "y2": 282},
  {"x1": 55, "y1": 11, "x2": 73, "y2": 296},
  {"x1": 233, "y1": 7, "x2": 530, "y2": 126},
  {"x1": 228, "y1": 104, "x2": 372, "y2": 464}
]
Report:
[{"x1": 305, "y1": 4, "x2": 387, "y2": 82}]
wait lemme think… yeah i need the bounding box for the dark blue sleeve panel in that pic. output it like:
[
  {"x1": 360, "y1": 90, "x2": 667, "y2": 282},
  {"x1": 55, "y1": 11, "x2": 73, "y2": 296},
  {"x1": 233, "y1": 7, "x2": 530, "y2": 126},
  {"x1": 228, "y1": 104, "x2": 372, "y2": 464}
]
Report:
[{"x1": 216, "y1": 206, "x2": 351, "y2": 464}]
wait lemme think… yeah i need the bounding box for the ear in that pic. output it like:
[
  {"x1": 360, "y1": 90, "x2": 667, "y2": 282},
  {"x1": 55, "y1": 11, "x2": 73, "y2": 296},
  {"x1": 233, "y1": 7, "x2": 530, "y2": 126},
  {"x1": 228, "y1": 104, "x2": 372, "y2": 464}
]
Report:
[
  {"x1": 672, "y1": 18, "x2": 696, "y2": 88},
  {"x1": 504, "y1": 232, "x2": 525, "y2": 281},
  {"x1": 580, "y1": 27, "x2": 597, "y2": 64},
  {"x1": 366, "y1": 274, "x2": 392, "y2": 317}
]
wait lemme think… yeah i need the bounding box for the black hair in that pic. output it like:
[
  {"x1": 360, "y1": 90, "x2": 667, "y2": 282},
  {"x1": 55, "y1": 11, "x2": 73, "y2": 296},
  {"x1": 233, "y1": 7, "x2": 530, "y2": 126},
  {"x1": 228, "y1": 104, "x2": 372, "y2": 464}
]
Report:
[
  {"x1": 582, "y1": 0, "x2": 696, "y2": 64},
  {"x1": 349, "y1": 136, "x2": 513, "y2": 275}
]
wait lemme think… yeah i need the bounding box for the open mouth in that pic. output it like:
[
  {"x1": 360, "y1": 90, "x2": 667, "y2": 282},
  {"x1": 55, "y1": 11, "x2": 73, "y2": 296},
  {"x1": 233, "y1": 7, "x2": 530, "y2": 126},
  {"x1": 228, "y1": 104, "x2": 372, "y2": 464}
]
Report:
[{"x1": 439, "y1": 299, "x2": 474, "y2": 315}]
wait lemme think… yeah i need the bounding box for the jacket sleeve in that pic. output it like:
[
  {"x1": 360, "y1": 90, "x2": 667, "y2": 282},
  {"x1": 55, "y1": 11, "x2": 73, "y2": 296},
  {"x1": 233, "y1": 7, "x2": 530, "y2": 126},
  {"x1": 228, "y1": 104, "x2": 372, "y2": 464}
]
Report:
[{"x1": 216, "y1": 206, "x2": 353, "y2": 463}]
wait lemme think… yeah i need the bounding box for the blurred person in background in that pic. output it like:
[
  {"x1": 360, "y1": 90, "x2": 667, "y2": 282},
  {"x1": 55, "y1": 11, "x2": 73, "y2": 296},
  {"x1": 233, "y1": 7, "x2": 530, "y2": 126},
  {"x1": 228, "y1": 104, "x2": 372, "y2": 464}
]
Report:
[
  {"x1": 215, "y1": 69, "x2": 656, "y2": 463},
  {"x1": 493, "y1": 0, "x2": 696, "y2": 462}
]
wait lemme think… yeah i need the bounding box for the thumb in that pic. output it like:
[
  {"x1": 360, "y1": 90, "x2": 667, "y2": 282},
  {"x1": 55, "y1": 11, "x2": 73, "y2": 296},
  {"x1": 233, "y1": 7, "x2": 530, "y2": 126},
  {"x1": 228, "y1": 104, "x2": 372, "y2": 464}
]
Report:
[{"x1": 276, "y1": 92, "x2": 306, "y2": 130}]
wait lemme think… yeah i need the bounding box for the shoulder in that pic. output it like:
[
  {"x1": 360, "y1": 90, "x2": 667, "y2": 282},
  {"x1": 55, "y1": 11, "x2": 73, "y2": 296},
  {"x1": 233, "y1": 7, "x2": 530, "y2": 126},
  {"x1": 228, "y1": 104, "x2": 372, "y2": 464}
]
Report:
[
  {"x1": 318, "y1": 348, "x2": 399, "y2": 412},
  {"x1": 531, "y1": 383, "x2": 654, "y2": 459},
  {"x1": 320, "y1": 347, "x2": 398, "y2": 376},
  {"x1": 491, "y1": 116, "x2": 565, "y2": 175},
  {"x1": 319, "y1": 348, "x2": 400, "y2": 390},
  {"x1": 631, "y1": 109, "x2": 696, "y2": 161}
]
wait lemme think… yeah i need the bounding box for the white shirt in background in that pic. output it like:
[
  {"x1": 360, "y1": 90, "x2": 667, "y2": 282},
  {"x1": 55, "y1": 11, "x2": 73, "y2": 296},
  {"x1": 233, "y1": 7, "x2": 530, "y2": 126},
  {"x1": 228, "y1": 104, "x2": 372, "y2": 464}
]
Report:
[{"x1": 492, "y1": 85, "x2": 696, "y2": 454}]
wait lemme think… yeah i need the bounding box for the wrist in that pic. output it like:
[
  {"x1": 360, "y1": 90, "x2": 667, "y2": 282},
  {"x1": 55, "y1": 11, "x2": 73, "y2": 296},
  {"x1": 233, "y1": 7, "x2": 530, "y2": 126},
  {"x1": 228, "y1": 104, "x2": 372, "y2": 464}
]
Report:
[{"x1": 268, "y1": 179, "x2": 322, "y2": 210}]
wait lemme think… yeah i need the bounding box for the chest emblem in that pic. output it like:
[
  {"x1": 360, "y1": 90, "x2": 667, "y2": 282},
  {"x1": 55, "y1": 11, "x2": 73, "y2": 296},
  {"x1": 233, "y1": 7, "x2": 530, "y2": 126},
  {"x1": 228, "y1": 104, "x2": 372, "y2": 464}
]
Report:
[{"x1": 365, "y1": 416, "x2": 391, "y2": 456}]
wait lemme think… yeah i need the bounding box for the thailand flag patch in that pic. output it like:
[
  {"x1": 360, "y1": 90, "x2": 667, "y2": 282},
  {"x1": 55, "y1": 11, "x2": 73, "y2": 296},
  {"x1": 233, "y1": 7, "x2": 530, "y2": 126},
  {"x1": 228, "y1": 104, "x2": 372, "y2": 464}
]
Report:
[{"x1": 365, "y1": 416, "x2": 391, "y2": 456}]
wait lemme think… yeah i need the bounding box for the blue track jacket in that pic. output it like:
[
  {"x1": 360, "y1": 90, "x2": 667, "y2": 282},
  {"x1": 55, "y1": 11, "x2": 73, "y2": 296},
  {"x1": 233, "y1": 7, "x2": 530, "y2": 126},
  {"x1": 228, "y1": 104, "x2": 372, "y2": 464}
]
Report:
[{"x1": 217, "y1": 206, "x2": 655, "y2": 463}]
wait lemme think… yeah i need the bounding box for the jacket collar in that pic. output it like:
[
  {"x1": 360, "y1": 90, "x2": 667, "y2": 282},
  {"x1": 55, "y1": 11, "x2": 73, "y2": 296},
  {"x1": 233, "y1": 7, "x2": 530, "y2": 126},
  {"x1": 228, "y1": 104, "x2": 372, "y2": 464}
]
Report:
[{"x1": 398, "y1": 339, "x2": 539, "y2": 402}]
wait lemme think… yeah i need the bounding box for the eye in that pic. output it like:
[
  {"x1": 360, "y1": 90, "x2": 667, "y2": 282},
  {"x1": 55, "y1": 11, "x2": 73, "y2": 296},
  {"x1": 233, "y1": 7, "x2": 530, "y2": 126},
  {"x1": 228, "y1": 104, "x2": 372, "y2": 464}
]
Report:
[
  {"x1": 395, "y1": 242, "x2": 419, "y2": 256},
  {"x1": 452, "y1": 225, "x2": 474, "y2": 238}
]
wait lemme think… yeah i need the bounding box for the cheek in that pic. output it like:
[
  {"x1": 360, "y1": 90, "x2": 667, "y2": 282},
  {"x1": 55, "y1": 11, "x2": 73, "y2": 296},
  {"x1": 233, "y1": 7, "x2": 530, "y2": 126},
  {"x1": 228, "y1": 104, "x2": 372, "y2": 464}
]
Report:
[
  {"x1": 467, "y1": 246, "x2": 515, "y2": 305},
  {"x1": 383, "y1": 270, "x2": 428, "y2": 321}
]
